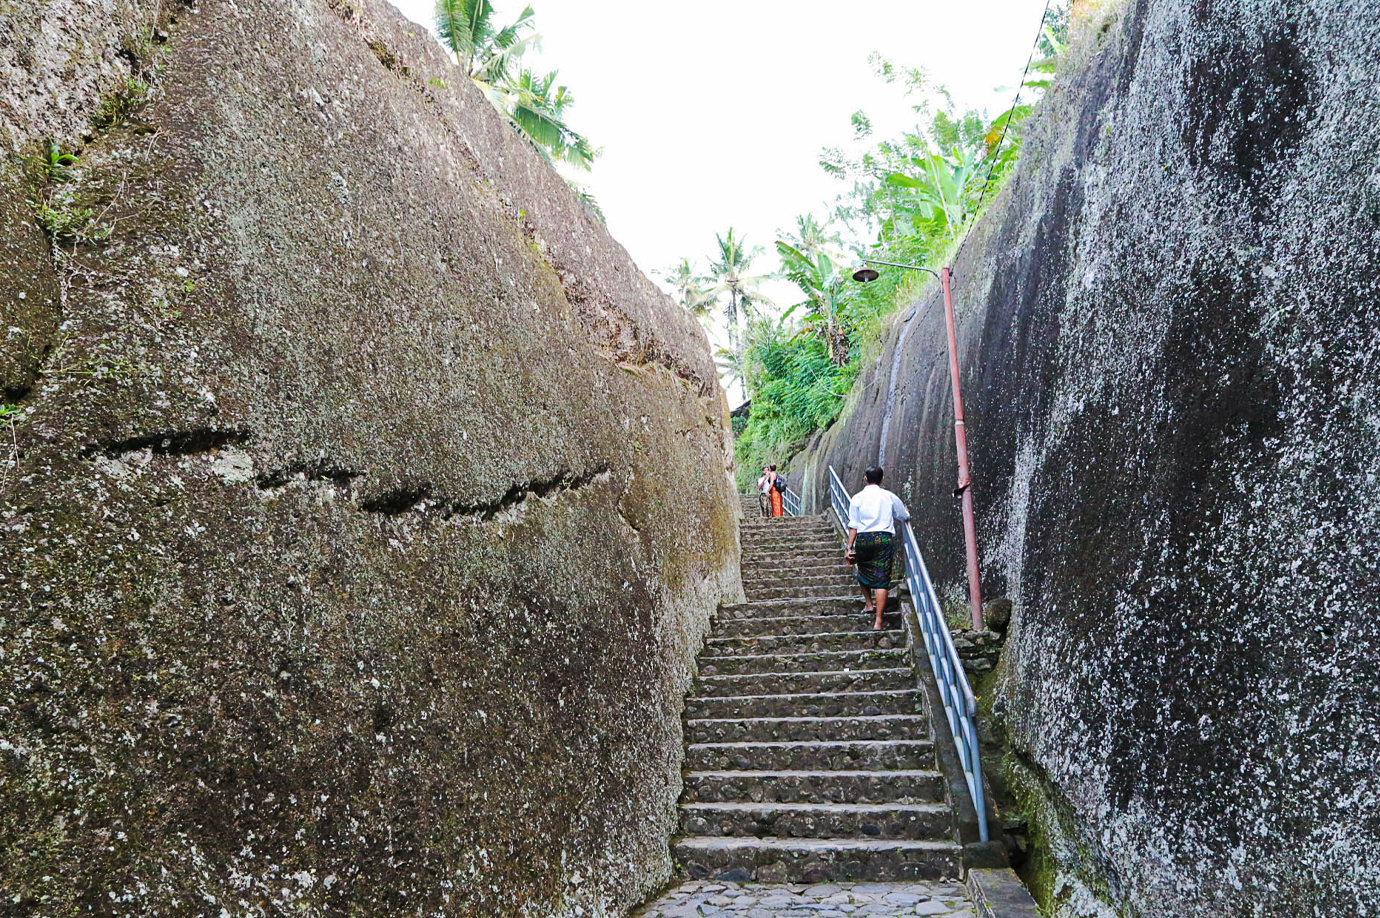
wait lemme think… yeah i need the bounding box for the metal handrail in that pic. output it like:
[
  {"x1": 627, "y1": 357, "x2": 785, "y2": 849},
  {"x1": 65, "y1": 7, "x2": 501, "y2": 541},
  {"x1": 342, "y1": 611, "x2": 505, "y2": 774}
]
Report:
[
  {"x1": 827, "y1": 465, "x2": 988, "y2": 843},
  {"x1": 782, "y1": 486, "x2": 802, "y2": 517}
]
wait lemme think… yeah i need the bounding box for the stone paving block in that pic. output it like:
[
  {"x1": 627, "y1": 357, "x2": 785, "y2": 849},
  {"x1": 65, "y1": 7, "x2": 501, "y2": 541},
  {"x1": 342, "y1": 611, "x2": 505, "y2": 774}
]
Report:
[{"x1": 638, "y1": 882, "x2": 976, "y2": 918}]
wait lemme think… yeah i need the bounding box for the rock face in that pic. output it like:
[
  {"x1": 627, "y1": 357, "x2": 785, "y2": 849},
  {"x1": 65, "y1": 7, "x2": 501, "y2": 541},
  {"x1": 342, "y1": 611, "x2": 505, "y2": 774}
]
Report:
[
  {"x1": 0, "y1": 1, "x2": 740, "y2": 914},
  {"x1": 788, "y1": 0, "x2": 1380, "y2": 914}
]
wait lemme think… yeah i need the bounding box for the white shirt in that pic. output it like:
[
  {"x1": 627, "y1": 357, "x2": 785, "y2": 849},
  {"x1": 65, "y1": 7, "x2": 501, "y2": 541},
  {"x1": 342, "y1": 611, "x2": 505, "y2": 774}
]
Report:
[
  {"x1": 847, "y1": 484, "x2": 910, "y2": 534},
  {"x1": 758, "y1": 474, "x2": 774, "y2": 494}
]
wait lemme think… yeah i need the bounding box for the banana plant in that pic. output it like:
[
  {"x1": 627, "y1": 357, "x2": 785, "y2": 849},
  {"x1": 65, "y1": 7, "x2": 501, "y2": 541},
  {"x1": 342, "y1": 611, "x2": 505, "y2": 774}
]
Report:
[
  {"x1": 884, "y1": 143, "x2": 983, "y2": 240},
  {"x1": 775, "y1": 240, "x2": 851, "y2": 366}
]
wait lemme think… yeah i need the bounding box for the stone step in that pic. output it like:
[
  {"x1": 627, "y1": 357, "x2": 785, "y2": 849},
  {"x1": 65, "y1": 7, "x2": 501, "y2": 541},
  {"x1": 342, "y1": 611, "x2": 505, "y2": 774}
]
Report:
[
  {"x1": 742, "y1": 521, "x2": 835, "y2": 533},
  {"x1": 678, "y1": 801, "x2": 953, "y2": 840},
  {"x1": 746, "y1": 583, "x2": 861, "y2": 601},
  {"x1": 743, "y1": 527, "x2": 837, "y2": 539},
  {"x1": 718, "y1": 597, "x2": 866, "y2": 619},
  {"x1": 673, "y1": 836, "x2": 962, "y2": 883},
  {"x1": 705, "y1": 629, "x2": 907, "y2": 657},
  {"x1": 742, "y1": 535, "x2": 839, "y2": 550},
  {"x1": 741, "y1": 529, "x2": 835, "y2": 540},
  {"x1": 741, "y1": 514, "x2": 829, "y2": 525},
  {"x1": 741, "y1": 523, "x2": 833, "y2": 536},
  {"x1": 682, "y1": 769, "x2": 946, "y2": 805},
  {"x1": 685, "y1": 714, "x2": 929, "y2": 744},
  {"x1": 742, "y1": 581, "x2": 857, "y2": 600},
  {"x1": 683, "y1": 689, "x2": 920, "y2": 720},
  {"x1": 743, "y1": 548, "x2": 842, "y2": 564},
  {"x1": 713, "y1": 612, "x2": 902, "y2": 639},
  {"x1": 741, "y1": 563, "x2": 857, "y2": 581},
  {"x1": 692, "y1": 668, "x2": 914, "y2": 699},
  {"x1": 699, "y1": 647, "x2": 908, "y2": 676},
  {"x1": 741, "y1": 561, "x2": 850, "y2": 578},
  {"x1": 685, "y1": 739, "x2": 935, "y2": 772},
  {"x1": 743, "y1": 584, "x2": 858, "y2": 604},
  {"x1": 740, "y1": 546, "x2": 846, "y2": 561},
  {"x1": 743, "y1": 568, "x2": 855, "y2": 584}
]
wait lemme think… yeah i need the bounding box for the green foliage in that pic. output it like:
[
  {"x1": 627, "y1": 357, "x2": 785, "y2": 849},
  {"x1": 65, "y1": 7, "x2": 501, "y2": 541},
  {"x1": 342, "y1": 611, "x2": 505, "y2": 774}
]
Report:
[
  {"x1": 496, "y1": 69, "x2": 596, "y2": 170},
  {"x1": 732, "y1": 324, "x2": 858, "y2": 490},
  {"x1": 722, "y1": 20, "x2": 1068, "y2": 476},
  {"x1": 36, "y1": 141, "x2": 78, "y2": 183},
  {"x1": 33, "y1": 190, "x2": 111, "y2": 245},
  {"x1": 434, "y1": 1, "x2": 596, "y2": 170},
  {"x1": 436, "y1": 0, "x2": 537, "y2": 78},
  {"x1": 28, "y1": 141, "x2": 111, "y2": 246},
  {"x1": 0, "y1": 404, "x2": 20, "y2": 421},
  {"x1": 568, "y1": 181, "x2": 605, "y2": 223},
  {"x1": 91, "y1": 75, "x2": 150, "y2": 130},
  {"x1": 659, "y1": 257, "x2": 716, "y2": 319},
  {"x1": 775, "y1": 229, "x2": 849, "y2": 365}
]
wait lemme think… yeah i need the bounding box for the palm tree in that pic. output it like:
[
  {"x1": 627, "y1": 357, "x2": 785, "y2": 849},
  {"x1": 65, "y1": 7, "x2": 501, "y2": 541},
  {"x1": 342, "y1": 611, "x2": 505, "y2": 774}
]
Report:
[
  {"x1": 434, "y1": 1, "x2": 596, "y2": 171},
  {"x1": 705, "y1": 228, "x2": 774, "y2": 357},
  {"x1": 661, "y1": 258, "x2": 716, "y2": 320},
  {"x1": 779, "y1": 213, "x2": 841, "y2": 263},
  {"x1": 714, "y1": 346, "x2": 747, "y2": 397},
  {"x1": 435, "y1": 0, "x2": 537, "y2": 79}
]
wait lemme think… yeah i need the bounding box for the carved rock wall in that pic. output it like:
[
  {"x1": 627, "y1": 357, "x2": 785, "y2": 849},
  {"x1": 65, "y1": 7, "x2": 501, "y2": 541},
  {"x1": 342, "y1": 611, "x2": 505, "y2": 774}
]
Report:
[
  {"x1": 0, "y1": 1, "x2": 740, "y2": 914},
  {"x1": 788, "y1": 0, "x2": 1380, "y2": 914}
]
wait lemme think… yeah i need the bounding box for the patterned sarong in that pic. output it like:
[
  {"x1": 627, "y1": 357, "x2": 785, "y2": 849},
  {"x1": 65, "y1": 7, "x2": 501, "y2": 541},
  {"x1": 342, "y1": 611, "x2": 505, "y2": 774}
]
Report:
[{"x1": 853, "y1": 531, "x2": 894, "y2": 590}]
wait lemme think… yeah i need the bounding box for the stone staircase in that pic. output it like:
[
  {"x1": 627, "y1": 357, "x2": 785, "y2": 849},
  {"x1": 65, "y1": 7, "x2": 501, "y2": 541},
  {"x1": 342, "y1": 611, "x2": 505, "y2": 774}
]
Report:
[{"x1": 672, "y1": 499, "x2": 962, "y2": 883}]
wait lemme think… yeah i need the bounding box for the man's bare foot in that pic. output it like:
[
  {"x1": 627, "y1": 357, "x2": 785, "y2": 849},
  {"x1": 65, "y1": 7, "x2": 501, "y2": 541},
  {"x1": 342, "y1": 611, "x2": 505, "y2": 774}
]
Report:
[{"x1": 872, "y1": 616, "x2": 884, "y2": 631}]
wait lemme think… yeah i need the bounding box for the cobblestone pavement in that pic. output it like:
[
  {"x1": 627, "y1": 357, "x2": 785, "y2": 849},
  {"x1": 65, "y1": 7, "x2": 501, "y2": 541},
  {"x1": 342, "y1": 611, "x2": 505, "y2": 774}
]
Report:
[{"x1": 634, "y1": 880, "x2": 977, "y2": 918}]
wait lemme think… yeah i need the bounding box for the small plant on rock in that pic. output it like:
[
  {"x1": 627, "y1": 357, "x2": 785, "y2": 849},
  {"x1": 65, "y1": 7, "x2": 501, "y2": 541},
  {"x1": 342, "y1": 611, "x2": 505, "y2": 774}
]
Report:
[
  {"x1": 32, "y1": 189, "x2": 111, "y2": 245},
  {"x1": 91, "y1": 75, "x2": 151, "y2": 130},
  {"x1": 38, "y1": 141, "x2": 79, "y2": 183}
]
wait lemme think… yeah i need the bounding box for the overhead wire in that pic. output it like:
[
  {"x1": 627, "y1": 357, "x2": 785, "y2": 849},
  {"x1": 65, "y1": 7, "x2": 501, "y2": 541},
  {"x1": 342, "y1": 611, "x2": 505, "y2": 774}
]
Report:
[{"x1": 975, "y1": 0, "x2": 1056, "y2": 207}]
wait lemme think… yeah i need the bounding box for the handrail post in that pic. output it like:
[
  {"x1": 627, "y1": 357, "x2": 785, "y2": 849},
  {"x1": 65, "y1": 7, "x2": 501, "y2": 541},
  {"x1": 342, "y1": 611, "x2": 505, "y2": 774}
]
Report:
[{"x1": 940, "y1": 268, "x2": 984, "y2": 630}]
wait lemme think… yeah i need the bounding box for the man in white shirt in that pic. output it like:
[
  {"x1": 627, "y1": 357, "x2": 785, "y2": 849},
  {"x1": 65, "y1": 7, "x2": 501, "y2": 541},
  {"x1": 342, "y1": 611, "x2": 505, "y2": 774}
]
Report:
[{"x1": 845, "y1": 466, "x2": 910, "y2": 630}]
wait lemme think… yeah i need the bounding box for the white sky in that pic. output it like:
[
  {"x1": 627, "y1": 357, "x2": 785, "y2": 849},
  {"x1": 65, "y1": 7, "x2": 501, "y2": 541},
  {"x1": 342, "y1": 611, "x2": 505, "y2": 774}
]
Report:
[{"x1": 387, "y1": 0, "x2": 1049, "y2": 398}]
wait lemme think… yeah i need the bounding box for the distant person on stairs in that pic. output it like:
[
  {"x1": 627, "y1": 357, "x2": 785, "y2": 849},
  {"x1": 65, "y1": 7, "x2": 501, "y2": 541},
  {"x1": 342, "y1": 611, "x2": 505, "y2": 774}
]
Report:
[
  {"x1": 767, "y1": 465, "x2": 785, "y2": 518},
  {"x1": 756, "y1": 465, "x2": 774, "y2": 517},
  {"x1": 845, "y1": 466, "x2": 910, "y2": 630}
]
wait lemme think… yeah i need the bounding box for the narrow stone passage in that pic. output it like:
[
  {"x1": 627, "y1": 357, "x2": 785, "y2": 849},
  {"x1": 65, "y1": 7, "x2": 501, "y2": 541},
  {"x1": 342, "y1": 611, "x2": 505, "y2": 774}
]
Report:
[{"x1": 636, "y1": 500, "x2": 976, "y2": 916}]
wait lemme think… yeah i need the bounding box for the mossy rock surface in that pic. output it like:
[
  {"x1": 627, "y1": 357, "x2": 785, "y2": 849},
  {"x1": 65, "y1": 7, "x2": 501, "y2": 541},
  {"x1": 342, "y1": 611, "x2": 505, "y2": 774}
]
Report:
[{"x1": 0, "y1": 1, "x2": 741, "y2": 914}]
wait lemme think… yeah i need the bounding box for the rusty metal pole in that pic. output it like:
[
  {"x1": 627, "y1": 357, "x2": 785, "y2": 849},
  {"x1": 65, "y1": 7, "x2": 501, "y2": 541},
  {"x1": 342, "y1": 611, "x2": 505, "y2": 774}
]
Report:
[{"x1": 940, "y1": 267, "x2": 984, "y2": 630}]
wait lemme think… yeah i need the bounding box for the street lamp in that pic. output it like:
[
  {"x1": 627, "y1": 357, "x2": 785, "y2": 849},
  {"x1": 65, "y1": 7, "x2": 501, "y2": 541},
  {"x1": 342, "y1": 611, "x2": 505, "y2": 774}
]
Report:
[{"x1": 852, "y1": 258, "x2": 984, "y2": 630}]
